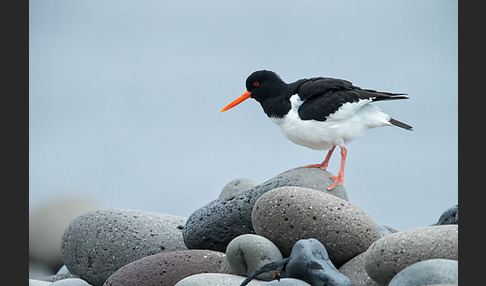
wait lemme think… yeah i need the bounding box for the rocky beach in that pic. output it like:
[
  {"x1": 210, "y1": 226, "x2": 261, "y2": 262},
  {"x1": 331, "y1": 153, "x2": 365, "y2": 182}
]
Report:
[{"x1": 29, "y1": 167, "x2": 458, "y2": 286}]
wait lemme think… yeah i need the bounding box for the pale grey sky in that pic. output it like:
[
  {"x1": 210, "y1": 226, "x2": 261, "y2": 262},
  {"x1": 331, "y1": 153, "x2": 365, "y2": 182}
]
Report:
[{"x1": 29, "y1": 0, "x2": 458, "y2": 231}]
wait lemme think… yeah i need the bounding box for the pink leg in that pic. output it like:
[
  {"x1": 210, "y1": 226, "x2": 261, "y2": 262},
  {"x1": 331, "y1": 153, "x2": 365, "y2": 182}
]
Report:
[
  {"x1": 326, "y1": 145, "x2": 347, "y2": 191},
  {"x1": 304, "y1": 146, "x2": 336, "y2": 170}
]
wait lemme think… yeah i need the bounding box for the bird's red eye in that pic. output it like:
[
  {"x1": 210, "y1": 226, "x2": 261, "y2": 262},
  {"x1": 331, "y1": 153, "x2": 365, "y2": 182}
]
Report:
[{"x1": 253, "y1": 82, "x2": 260, "y2": 87}]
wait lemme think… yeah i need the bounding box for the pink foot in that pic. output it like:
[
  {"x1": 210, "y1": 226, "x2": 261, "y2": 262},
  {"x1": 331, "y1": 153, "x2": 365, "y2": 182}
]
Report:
[
  {"x1": 326, "y1": 174, "x2": 344, "y2": 191},
  {"x1": 303, "y1": 163, "x2": 328, "y2": 170},
  {"x1": 303, "y1": 147, "x2": 335, "y2": 171}
]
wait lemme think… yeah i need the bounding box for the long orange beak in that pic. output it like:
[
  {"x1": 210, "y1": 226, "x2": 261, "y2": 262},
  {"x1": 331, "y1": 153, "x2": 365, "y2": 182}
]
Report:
[{"x1": 220, "y1": 91, "x2": 252, "y2": 112}]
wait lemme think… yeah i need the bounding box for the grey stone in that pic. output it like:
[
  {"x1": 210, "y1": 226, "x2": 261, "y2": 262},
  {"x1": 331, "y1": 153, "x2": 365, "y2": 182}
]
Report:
[
  {"x1": 364, "y1": 225, "x2": 458, "y2": 285},
  {"x1": 266, "y1": 278, "x2": 312, "y2": 285},
  {"x1": 436, "y1": 205, "x2": 458, "y2": 225},
  {"x1": 43, "y1": 274, "x2": 80, "y2": 283},
  {"x1": 219, "y1": 178, "x2": 258, "y2": 198},
  {"x1": 286, "y1": 238, "x2": 352, "y2": 286},
  {"x1": 252, "y1": 186, "x2": 381, "y2": 266},
  {"x1": 338, "y1": 252, "x2": 379, "y2": 286},
  {"x1": 29, "y1": 196, "x2": 102, "y2": 269},
  {"x1": 50, "y1": 278, "x2": 91, "y2": 286},
  {"x1": 388, "y1": 259, "x2": 458, "y2": 286},
  {"x1": 183, "y1": 167, "x2": 347, "y2": 252},
  {"x1": 226, "y1": 234, "x2": 283, "y2": 279},
  {"x1": 174, "y1": 273, "x2": 267, "y2": 286},
  {"x1": 104, "y1": 250, "x2": 235, "y2": 286},
  {"x1": 29, "y1": 279, "x2": 52, "y2": 286},
  {"x1": 61, "y1": 209, "x2": 187, "y2": 286}
]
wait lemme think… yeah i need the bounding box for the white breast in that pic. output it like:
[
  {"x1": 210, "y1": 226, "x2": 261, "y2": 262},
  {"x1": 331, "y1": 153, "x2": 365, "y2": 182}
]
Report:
[{"x1": 270, "y1": 94, "x2": 392, "y2": 151}]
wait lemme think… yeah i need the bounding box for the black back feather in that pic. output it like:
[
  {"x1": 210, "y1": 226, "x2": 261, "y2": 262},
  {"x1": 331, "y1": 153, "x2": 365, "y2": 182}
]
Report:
[{"x1": 294, "y1": 77, "x2": 408, "y2": 121}]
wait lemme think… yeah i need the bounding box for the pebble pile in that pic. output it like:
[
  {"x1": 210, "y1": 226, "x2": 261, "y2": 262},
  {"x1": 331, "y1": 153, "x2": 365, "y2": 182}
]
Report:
[{"x1": 29, "y1": 167, "x2": 458, "y2": 286}]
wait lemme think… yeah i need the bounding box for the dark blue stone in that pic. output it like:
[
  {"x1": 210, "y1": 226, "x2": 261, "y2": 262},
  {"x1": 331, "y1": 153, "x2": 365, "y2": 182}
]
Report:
[{"x1": 286, "y1": 238, "x2": 352, "y2": 286}]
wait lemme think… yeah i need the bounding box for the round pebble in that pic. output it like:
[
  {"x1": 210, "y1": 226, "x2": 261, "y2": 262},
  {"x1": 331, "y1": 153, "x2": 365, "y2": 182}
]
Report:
[
  {"x1": 61, "y1": 209, "x2": 187, "y2": 286},
  {"x1": 174, "y1": 273, "x2": 267, "y2": 286},
  {"x1": 29, "y1": 196, "x2": 102, "y2": 269},
  {"x1": 266, "y1": 278, "x2": 312, "y2": 285},
  {"x1": 436, "y1": 205, "x2": 458, "y2": 225},
  {"x1": 50, "y1": 278, "x2": 91, "y2": 286},
  {"x1": 183, "y1": 167, "x2": 348, "y2": 253},
  {"x1": 251, "y1": 186, "x2": 381, "y2": 266},
  {"x1": 338, "y1": 252, "x2": 379, "y2": 286},
  {"x1": 388, "y1": 259, "x2": 458, "y2": 286},
  {"x1": 226, "y1": 234, "x2": 283, "y2": 279},
  {"x1": 219, "y1": 178, "x2": 258, "y2": 198},
  {"x1": 363, "y1": 225, "x2": 458, "y2": 285},
  {"x1": 104, "y1": 250, "x2": 235, "y2": 286},
  {"x1": 29, "y1": 279, "x2": 52, "y2": 286}
]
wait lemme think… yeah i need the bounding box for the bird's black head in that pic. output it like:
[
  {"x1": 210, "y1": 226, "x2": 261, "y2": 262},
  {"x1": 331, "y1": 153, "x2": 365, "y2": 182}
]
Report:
[
  {"x1": 220, "y1": 70, "x2": 290, "y2": 117},
  {"x1": 244, "y1": 70, "x2": 287, "y2": 103}
]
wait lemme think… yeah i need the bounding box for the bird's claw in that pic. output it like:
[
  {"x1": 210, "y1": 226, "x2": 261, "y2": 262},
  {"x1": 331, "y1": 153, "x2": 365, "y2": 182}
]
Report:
[
  {"x1": 303, "y1": 163, "x2": 328, "y2": 170},
  {"x1": 327, "y1": 174, "x2": 344, "y2": 191}
]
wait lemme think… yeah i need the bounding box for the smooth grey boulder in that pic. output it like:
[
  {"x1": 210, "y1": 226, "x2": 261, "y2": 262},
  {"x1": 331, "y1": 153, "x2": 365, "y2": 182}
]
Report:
[
  {"x1": 61, "y1": 209, "x2": 187, "y2": 286},
  {"x1": 252, "y1": 186, "x2": 381, "y2": 266},
  {"x1": 388, "y1": 259, "x2": 458, "y2": 286},
  {"x1": 266, "y1": 278, "x2": 312, "y2": 285},
  {"x1": 219, "y1": 178, "x2": 259, "y2": 198},
  {"x1": 29, "y1": 280, "x2": 52, "y2": 286},
  {"x1": 226, "y1": 234, "x2": 283, "y2": 279},
  {"x1": 364, "y1": 225, "x2": 458, "y2": 285},
  {"x1": 174, "y1": 273, "x2": 267, "y2": 286},
  {"x1": 50, "y1": 278, "x2": 91, "y2": 286},
  {"x1": 183, "y1": 167, "x2": 347, "y2": 252},
  {"x1": 286, "y1": 238, "x2": 352, "y2": 286}
]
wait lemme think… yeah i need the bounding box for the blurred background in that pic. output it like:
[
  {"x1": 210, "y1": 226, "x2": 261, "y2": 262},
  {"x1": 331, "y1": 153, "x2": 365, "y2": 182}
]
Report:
[{"x1": 29, "y1": 0, "x2": 457, "y2": 235}]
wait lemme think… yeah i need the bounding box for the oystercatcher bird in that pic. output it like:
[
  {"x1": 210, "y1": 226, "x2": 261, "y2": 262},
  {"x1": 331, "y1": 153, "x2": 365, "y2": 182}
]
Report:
[{"x1": 221, "y1": 70, "x2": 412, "y2": 190}]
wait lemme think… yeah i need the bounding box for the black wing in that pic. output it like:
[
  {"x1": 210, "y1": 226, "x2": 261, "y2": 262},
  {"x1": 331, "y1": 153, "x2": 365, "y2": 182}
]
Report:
[{"x1": 295, "y1": 77, "x2": 408, "y2": 121}]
